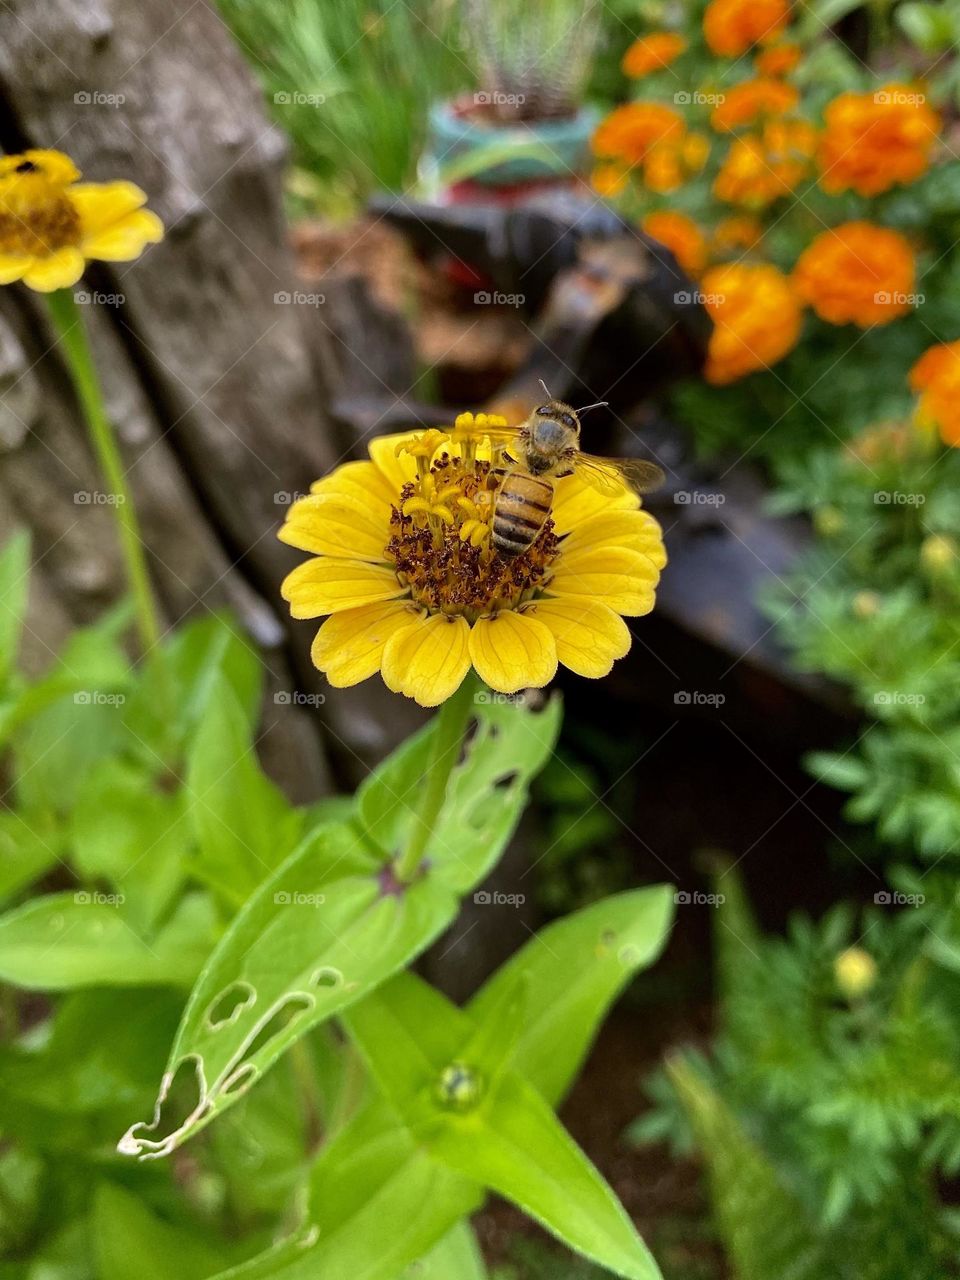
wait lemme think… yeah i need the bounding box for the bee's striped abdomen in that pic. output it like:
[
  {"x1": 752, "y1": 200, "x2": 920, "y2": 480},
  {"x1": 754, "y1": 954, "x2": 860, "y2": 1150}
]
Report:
[{"x1": 492, "y1": 471, "x2": 553, "y2": 558}]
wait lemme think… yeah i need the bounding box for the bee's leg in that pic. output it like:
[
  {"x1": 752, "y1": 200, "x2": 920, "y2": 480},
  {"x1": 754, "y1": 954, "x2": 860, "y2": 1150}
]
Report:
[{"x1": 555, "y1": 467, "x2": 575, "y2": 478}]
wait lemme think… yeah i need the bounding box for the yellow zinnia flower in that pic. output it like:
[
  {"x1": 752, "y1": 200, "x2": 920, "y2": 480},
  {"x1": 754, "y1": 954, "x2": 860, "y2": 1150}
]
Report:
[
  {"x1": 0, "y1": 149, "x2": 163, "y2": 292},
  {"x1": 278, "y1": 417, "x2": 666, "y2": 706}
]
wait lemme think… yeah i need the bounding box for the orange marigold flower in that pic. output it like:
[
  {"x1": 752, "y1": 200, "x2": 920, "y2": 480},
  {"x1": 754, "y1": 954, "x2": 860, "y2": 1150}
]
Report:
[
  {"x1": 755, "y1": 43, "x2": 802, "y2": 75},
  {"x1": 713, "y1": 119, "x2": 816, "y2": 207},
  {"x1": 682, "y1": 132, "x2": 711, "y2": 172},
  {"x1": 703, "y1": 0, "x2": 790, "y2": 57},
  {"x1": 702, "y1": 263, "x2": 802, "y2": 384},
  {"x1": 591, "y1": 164, "x2": 629, "y2": 197},
  {"x1": 817, "y1": 85, "x2": 939, "y2": 196},
  {"x1": 792, "y1": 222, "x2": 915, "y2": 328},
  {"x1": 711, "y1": 78, "x2": 799, "y2": 131},
  {"x1": 909, "y1": 340, "x2": 960, "y2": 445},
  {"x1": 592, "y1": 102, "x2": 684, "y2": 166},
  {"x1": 642, "y1": 211, "x2": 708, "y2": 277},
  {"x1": 644, "y1": 143, "x2": 684, "y2": 193},
  {"x1": 622, "y1": 32, "x2": 687, "y2": 77},
  {"x1": 711, "y1": 214, "x2": 764, "y2": 255}
]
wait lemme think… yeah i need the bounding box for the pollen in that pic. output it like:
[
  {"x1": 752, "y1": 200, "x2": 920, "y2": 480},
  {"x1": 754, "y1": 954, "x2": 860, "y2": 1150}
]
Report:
[{"x1": 385, "y1": 452, "x2": 559, "y2": 622}]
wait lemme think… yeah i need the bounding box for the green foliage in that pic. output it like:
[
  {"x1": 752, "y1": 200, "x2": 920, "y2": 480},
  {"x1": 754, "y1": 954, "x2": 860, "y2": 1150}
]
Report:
[
  {"x1": 638, "y1": 865, "x2": 960, "y2": 1279},
  {"x1": 766, "y1": 432, "x2": 960, "y2": 858}
]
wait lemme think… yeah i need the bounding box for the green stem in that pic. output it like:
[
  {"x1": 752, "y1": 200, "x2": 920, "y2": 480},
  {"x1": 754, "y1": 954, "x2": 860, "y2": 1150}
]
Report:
[
  {"x1": 395, "y1": 673, "x2": 479, "y2": 883},
  {"x1": 45, "y1": 288, "x2": 160, "y2": 654}
]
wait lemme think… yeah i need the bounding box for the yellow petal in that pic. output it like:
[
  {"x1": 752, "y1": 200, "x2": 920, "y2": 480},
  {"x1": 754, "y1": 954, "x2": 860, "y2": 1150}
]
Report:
[
  {"x1": 80, "y1": 208, "x2": 163, "y2": 262},
  {"x1": 469, "y1": 611, "x2": 558, "y2": 694},
  {"x1": 552, "y1": 473, "x2": 637, "y2": 535},
  {"x1": 381, "y1": 612, "x2": 472, "y2": 707},
  {"x1": 311, "y1": 600, "x2": 425, "y2": 687},
  {"x1": 281, "y1": 558, "x2": 404, "y2": 618},
  {"x1": 561, "y1": 508, "x2": 667, "y2": 571},
  {"x1": 0, "y1": 253, "x2": 33, "y2": 284},
  {"x1": 21, "y1": 247, "x2": 85, "y2": 292},
  {"x1": 278, "y1": 492, "x2": 390, "y2": 562},
  {"x1": 547, "y1": 547, "x2": 659, "y2": 616},
  {"x1": 368, "y1": 432, "x2": 420, "y2": 493},
  {"x1": 70, "y1": 181, "x2": 148, "y2": 234},
  {"x1": 531, "y1": 599, "x2": 631, "y2": 679},
  {"x1": 310, "y1": 459, "x2": 397, "y2": 515}
]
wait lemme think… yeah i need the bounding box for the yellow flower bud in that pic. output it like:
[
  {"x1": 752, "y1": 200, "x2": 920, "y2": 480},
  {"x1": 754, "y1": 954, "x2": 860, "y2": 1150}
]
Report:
[
  {"x1": 814, "y1": 506, "x2": 845, "y2": 537},
  {"x1": 921, "y1": 534, "x2": 957, "y2": 576},
  {"x1": 852, "y1": 590, "x2": 881, "y2": 619},
  {"x1": 834, "y1": 947, "x2": 877, "y2": 999}
]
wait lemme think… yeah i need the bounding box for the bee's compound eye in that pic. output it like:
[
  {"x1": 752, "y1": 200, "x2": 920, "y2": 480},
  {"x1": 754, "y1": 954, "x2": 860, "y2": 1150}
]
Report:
[
  {"x1": 536, "y1": 405, "x2": 551, "y2": 416},
  {"x1": 561, "y1": 413, "x2": 576, "y2": 428}
]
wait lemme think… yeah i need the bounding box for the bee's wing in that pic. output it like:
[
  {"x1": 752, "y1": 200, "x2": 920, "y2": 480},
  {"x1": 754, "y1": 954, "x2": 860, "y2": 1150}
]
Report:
[{"x1": 574, "y1": 454, "x2": 666, "y2": 497}]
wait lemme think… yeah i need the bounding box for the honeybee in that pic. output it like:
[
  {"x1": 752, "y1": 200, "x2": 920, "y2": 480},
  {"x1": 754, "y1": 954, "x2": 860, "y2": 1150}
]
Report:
[{"x1": 483, "y1": 383, "x2": 665, "y2": 559}]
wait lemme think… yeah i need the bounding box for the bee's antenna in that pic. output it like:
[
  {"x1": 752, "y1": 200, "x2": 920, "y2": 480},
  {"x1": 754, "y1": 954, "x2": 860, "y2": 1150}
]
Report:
[
  {"x1": 578, "y1": 400, "x2": 609, "y2": 414},
  {"x1": 538, "y1": 378, "x2": 552, "y2": 398}
]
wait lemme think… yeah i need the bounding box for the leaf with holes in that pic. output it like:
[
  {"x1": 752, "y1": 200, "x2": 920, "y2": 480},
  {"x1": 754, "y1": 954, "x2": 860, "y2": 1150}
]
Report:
[{"x1": 117, "y1": 695, "x2": 560, "y2": 1161}]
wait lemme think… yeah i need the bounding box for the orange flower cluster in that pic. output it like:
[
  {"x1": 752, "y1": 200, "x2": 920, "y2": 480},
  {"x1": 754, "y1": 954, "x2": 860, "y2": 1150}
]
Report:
[
  {"x1": 703, "y1": 0, "x2": 790, "y2": 57},
  {"x1": 817, "y1": 85, "x2": 940, "y2": 196},
  {"x1": 642, "y1": 211, "x2": 708, "y2": 277},
  {"x1": 910, "y1": 341, "x2": 960, "y2": 445},
  {"x1": 713, "y1": 119, "x2": 816, "y2": 207},
  {"x1": 701, "y1": 262, "x2": 802, "y2": 384},
  {"x1": 592, "y1": 102, "x2": 683, "y2": 168},
  {"x1": 592, "y1": 105, "x2": 708, "y2": 193},
  {"x1": 711, "y1": 78, "x2": 798, "y2": 131},
  {"x1": 755, "y1": 43, "x2": 801, "y2": 76},
  {"x1": 792, "y1": 222, "x2": 916, "y2": 328},
  {"x1": 622, "y1": 32, "x2": 686, "y2": 78}
]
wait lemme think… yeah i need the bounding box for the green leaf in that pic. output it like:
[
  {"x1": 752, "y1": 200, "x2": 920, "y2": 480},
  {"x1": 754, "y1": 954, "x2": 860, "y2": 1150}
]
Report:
[
  {"x1": 0, "y1": 891, "x2": 217, "y2": 990},
  {"x1": 0, "y1": 530, "x2": 30, "y2": 691},
  {"x1": 186, "y1": 675, "x2": 304, "y2": 905},
  {"x1": 121, "y1": 696, "x2": 560, "y2": 1159},
  {"x1": 93, "y1": 1183, "x2": 230, "y2": 1280},
  {"x1": 0, "y1": 809, "x2": 61, "y2": 906},
  {"x1": 402, "y1": 1222, "x2": 488, "y2": 1279},
  {"x1": 356, "y1": 720, "x2": 436, "y2": 856},
  {"x1": 346, "y1": 975, "x2": 663, "y2": 1280},
  {"x1": 468, "y1": 885, "x2": 674, "y2": 1107}
]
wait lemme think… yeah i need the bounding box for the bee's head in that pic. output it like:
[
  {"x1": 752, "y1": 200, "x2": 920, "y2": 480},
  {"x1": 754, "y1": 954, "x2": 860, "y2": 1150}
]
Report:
[{"x1": 529, "y1": 400, "x2": 580, "y2": 460}]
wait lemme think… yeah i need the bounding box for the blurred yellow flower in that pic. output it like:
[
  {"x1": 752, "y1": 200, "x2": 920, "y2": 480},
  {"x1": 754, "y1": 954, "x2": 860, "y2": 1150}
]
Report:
[
  {"x1": 703, "y1": 0, "x2": 790, "y2": 57},
  {"x1": 710, "y1": 78, "x2": 798, "y2": 132},
  {"x1": 622, "y1": 32, "x2": 686, "y2": 78},
  {"x1": 279, "y1": 419, "x2": 666, "y2": 706},
  {"x1": 0, "y1": 149, "x2": 163, "y2": 292},
  {"x1": 643, "y1": 211, "x2": 708, "y2": 277},
  {"x1": 817, "y1": 85, "x2": 939, "y2": 196},
  {"x1": 701, "y1": 262, "x2": 802, "y2": 384},
  {"x1": 591, "y1": 164, "x2": 629, "y2": 197},
  {"x1": 834, "y1": 947, "x2": 876, "y2": 1000},
  {"x1": 910, "y1": 340, "x2": 960, "y2": 445},
  {"x1": 792, "y1": 222, "x2": 915, "y2": 328},
  {"x1": 713, "y1": 119, "x2": 816, "y2": 207},
  {"x1": 755, "y1": 43, "x2": 802, "y2": 76}
]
